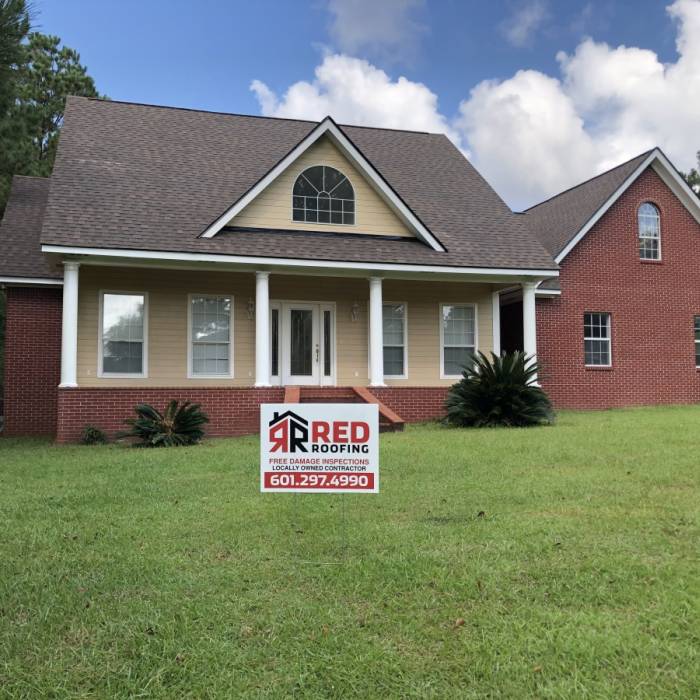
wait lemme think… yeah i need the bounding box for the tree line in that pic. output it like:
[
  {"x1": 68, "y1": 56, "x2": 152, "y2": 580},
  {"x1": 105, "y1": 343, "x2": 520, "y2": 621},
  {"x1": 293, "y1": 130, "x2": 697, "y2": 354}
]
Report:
[{"x1": 1, "y1": 0, "x2": 102, "y2": 216}]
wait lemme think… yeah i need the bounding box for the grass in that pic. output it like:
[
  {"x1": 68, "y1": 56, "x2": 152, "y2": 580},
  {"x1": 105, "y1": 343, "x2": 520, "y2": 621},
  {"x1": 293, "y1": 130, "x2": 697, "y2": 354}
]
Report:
[{"x1": 1, "y1": 406, "x2": 699, "y2": 699}]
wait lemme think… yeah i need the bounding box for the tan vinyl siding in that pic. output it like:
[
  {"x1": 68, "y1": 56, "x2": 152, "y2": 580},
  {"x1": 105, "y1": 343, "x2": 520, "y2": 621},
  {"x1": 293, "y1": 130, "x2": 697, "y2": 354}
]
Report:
[
  {"x1": 382, "y1": 280, "x2": 493, "y2": 386},
  {"x1": 77, "y1": 267, "x2": 494, "y2": 387},
  {"x1": 230, "y1": 136, "x2": 415, "y2": 238},
  {"x1": 78, "y1": 267, "x2": 256, "y2": 387}
]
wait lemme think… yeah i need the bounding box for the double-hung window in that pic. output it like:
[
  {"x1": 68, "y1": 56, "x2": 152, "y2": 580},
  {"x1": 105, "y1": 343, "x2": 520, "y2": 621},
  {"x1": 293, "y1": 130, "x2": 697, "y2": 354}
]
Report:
[
  {"x1": 100, "y1": 292, "x2": 147, "y2": 376},
  {"x1": 441, "y1": 304, "x2": 476, "y2": 377},
  {"x1": 584, "y1": 312, "x2": 611, "y2": 367},
  {"x1": 695, "y1": 316, "x2": 700, "y2": 368},
  {"x1": 383, "y1": 303, "x2": 406, "y2": 377},
  {"x1": 190, "y1": 295, "x2": 233, "y2": 377}
]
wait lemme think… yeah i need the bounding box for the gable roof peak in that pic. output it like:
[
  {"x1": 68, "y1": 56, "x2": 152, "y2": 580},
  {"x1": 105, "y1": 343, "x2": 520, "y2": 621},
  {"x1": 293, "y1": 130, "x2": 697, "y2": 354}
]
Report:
[
  {"x1": 199, "y1": 110, "x2": 447, "y2": 251},
  {"x1": 524, "y1": 146, "x2": 700, "y2": 262},
  {"x1": 523, "y1": 148, "x2": 656, "y2": 215}
]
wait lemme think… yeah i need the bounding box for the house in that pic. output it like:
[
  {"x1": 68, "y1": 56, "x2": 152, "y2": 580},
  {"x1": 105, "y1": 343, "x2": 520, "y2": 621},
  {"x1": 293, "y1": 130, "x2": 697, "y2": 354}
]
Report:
[
  {"x1": 0, "y1": 97, "x2": 556, "y2": 440},
  {"x1": 1, "y1": 97, "x2": 699, "y2": 441}
]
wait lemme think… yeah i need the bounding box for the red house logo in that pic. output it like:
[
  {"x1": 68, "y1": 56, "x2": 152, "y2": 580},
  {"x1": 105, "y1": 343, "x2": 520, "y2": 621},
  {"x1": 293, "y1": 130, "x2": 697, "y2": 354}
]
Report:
[{"x1": 268, "y1": 410, "x2": 309, "y2": 453}]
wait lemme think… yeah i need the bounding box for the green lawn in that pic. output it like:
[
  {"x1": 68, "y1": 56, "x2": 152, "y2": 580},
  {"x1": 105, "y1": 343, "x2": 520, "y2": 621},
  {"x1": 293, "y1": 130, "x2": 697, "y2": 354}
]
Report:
[{"x1": 1, "y1": 407, "x2": 699, "y2": 699}]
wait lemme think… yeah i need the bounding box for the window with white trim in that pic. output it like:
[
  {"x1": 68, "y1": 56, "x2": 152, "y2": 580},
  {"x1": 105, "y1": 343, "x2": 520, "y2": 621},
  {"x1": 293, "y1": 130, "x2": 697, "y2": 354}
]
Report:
[
  {"x1": 293, "y1": 165, "x2": 355, "y2": 225},
  {"x1": 101, "y1": 292, "x2": 146, "y2": 375},
  {"x1": 638, "y1": 202, "x2": 660, "y2": 260},
  {"x1": 190, "y1": 296, "x2": 232, "y2": 376},
  {"x1": 383, "y1": 303, "x2": 406, "y2": 377},
  {"x1": 441, "y1": 304, "x2": 476, "y2": 376},
  {"x1": 584, "y1": 312, "x2": 611, "y2": 366},
  {"x1": 695, "y1": 316, "x2": 700, "y2": 368}
]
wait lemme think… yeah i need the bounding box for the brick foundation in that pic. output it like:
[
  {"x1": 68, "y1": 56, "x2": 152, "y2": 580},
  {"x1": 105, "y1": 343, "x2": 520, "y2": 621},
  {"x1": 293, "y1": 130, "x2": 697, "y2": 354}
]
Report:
[
  {"x1": 3, "y1": 287, "x2": 62, "y2": 436},
  {"x1": 536, "y1": 167, "x2": 700, "y2": 409},
  {"x1": 371, "y1": 387, "x2": 448, "y2": 422},
  {"x1": 56, "y1": 387, "x2": 285, "y2": 443},
  {"x1": 55, "y1": 386, "x2": 449, "y2": 443}
]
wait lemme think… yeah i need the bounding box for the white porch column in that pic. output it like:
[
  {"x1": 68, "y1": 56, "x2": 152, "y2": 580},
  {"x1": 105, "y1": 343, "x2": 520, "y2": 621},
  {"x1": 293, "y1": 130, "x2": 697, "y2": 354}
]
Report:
[
  {"x1": 255, "y1": 271, "x2": 271, "y2": 387},
  {"x1": 491, "y1": 290, "x2": 501, "y2": 357},
  {"x1": 368, "y1": 276, "x2": 385, "y2": 387},
  {"x1": 59, "y1": 261, "x2": 80, "y2": 388},
  {"x1": 522, "y1": 282, "x2": 538, "y2": 379}
]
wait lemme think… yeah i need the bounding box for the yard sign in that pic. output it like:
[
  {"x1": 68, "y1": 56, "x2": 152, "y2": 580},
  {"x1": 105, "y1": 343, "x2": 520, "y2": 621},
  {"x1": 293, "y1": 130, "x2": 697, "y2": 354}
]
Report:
[{"x1": 260, "y1": 403, "x2": 379, "y2": 493}]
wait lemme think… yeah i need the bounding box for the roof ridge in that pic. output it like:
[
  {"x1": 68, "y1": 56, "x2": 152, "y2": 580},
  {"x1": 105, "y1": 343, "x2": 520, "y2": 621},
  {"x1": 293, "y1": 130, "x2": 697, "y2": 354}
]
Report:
[
  {"x1": 522, "y1": 148, "x2": 656, "y2": 213},
  {"x1": 76, "y1": 96, "x2": 435, "y2": 136}
]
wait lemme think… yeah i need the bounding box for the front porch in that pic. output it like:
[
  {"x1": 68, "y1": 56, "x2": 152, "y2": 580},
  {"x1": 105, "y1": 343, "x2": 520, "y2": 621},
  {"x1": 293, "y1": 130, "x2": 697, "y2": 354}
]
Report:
[{"x1": 40, "y1": 257, "x2": 548, "y2": 441}]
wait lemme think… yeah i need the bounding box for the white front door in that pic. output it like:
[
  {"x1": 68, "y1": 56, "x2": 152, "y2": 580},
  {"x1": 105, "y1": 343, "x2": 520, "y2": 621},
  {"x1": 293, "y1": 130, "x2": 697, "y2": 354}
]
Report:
[{"x1": 279, "y1": 302, "x2": 335, "y2": 385}]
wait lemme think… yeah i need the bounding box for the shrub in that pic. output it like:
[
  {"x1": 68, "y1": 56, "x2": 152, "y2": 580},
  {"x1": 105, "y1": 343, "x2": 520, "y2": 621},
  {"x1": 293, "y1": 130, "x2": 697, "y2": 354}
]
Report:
[
  {"x1": 444, "y1": 351, "x2": 554, "y2": 428},
  {"x1": 80, "y1": 424, "x2": 108, "y2": 445},
  {"x1": 118, "y1": 400, "x2": 210, "y2": 447}
]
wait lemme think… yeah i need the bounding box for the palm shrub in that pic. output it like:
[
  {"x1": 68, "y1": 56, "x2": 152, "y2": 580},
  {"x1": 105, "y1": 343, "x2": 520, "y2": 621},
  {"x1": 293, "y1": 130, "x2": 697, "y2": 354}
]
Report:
[
  {"x1": 444, "y1": 351, "x2": 554, "y2": 428},
  {"x1": 119, "y1": 400, "x2": 210, "y2": 447}
]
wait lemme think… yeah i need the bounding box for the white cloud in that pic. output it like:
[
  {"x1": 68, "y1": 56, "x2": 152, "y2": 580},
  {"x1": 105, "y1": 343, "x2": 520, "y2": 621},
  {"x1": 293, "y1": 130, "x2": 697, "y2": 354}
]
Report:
[
  {"x1": 252, "y1": 0, "x2": 700, "y2": 210},
  {"x1": 326, "y1": 0, "x2": 426, "y2": 64},
  {"x1": 502, "y1": 0, "x2": 548, "y2": 47},
  {"x1": 458, "y1": 0, "x2": 700, "y2": 207},
  {"x1": 250, "y1": 53, "x2": 460, "y2": 142},
  {"x1": 457, "y1": 70, "x2": 597, "y2": 206}
]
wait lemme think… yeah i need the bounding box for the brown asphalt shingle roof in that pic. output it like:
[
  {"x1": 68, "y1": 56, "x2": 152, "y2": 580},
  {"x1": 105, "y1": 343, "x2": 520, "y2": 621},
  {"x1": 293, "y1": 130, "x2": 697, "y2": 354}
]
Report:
[
  {"x1": 35, "y1": 97, "x2": 556, "y2": 272},
  {"x1": 0, "y1": 176, "x2": 61, "y2": 280},
  {"x1": 523, "y1": 150, "x2": 653, "y2": 258}
]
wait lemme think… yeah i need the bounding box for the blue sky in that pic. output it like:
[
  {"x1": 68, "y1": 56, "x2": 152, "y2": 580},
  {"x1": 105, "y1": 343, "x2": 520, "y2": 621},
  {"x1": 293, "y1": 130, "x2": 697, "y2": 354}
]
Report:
[{"x1": 34, "y1": 0, "x2": 700, "y2": 208}]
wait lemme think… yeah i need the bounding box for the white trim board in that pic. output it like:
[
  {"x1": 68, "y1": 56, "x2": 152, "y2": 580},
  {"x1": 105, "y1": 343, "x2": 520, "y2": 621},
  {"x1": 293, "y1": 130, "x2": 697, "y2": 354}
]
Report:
[
  {"x1": 555, "y1": 148, "x2": 700, "y2": 264},
  {"x1": 41, "y1": 244, "x2": 558, "y2": 280},
  {"x1": 0, "y1": 276, "x2": 63, "y2": 286},
  {"x1": 198, "y1": 116, "x2": 446, "y2": 252}
]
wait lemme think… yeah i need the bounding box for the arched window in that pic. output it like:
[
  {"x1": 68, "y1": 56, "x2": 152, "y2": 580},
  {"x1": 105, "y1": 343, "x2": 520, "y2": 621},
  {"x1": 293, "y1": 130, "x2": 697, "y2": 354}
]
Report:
[
  {"x1": 638, "y1": 202, "x2": 660, "y2": 260},
  {"x1": 293, "y1": 166, "x2": 355, "y2": 225}
]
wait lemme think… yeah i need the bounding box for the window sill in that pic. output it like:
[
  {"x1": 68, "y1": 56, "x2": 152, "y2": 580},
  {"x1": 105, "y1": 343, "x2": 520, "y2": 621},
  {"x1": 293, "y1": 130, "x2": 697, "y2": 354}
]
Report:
[
  {"x1": 640, "y1": 259, "x2": 663, "y2": 264},
  {"x1": 584, "y1": 365, "x2": 614, "y2": 371}
]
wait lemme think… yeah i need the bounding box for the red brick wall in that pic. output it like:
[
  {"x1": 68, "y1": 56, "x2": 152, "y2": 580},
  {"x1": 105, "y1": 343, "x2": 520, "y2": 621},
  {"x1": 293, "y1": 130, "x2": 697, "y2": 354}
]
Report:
[
  {"x1": 371, "y1": 387, "x2": 448, "y2": 422},
  {"x1": 3, "y1": 287, "x2": 62, "y2": 436},
  {"x1": 56, "y1": 387, "x2": 285, "y2": 443},
  {"x1": 55, "y1": 386, "x2": 449, "y2": 443},
  {"x1": 537, "y1": 167, "x2": 700, "y2": 408}
]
